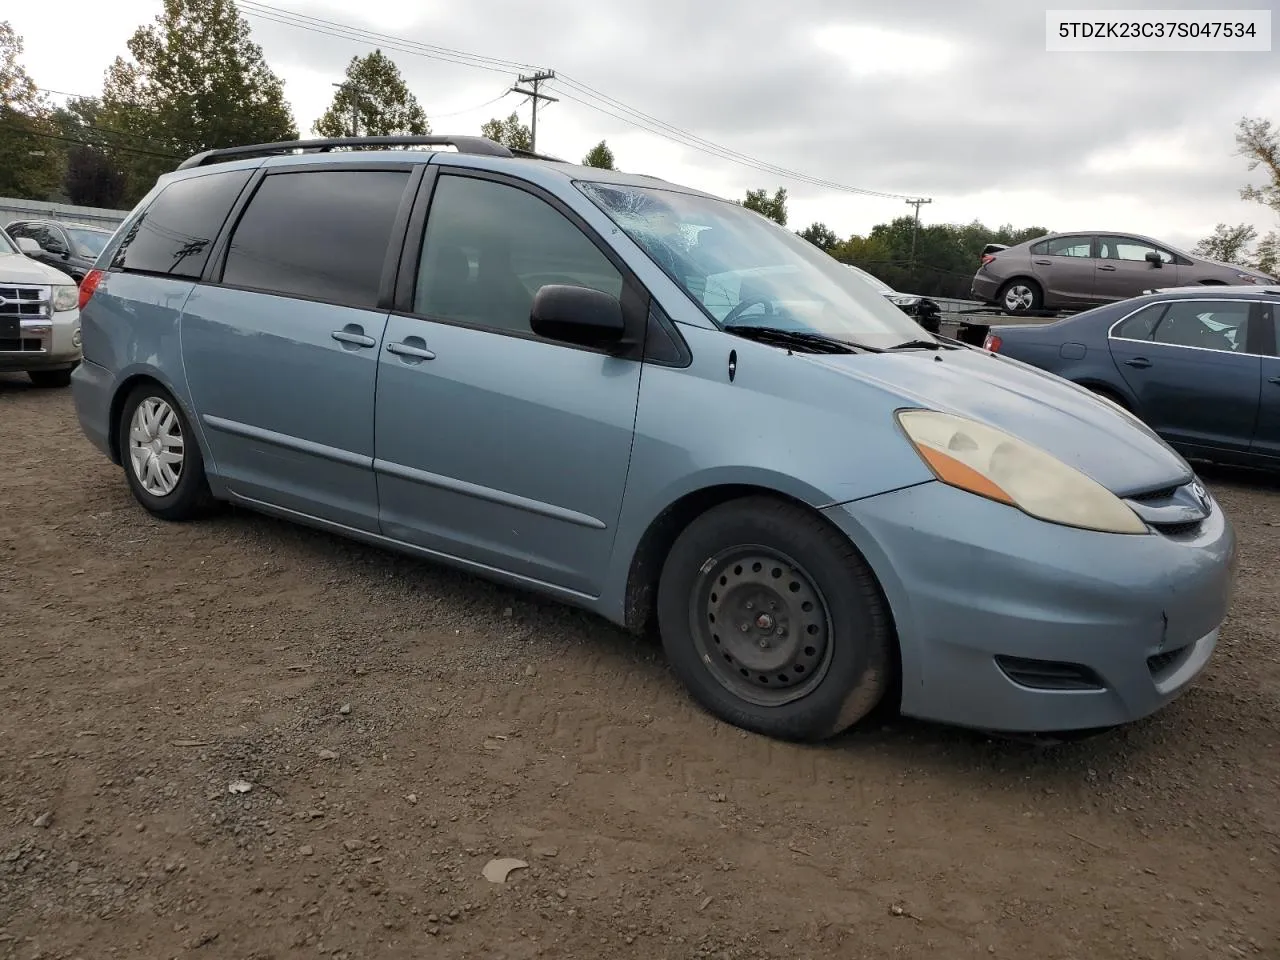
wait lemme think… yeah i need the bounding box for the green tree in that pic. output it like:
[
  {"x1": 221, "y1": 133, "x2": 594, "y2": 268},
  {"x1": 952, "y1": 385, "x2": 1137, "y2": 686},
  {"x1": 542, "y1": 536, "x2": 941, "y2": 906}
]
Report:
[
  {"x1": 314, "y1": 50, "x2": 428, "y2": 138},
  {"x1": 1196, "y1": 117, "x2": 1279, "y2": 275},
  {"x1": 0, "y1": 21, "x2": 61, "y2": 200},
  {"x1": 1194, "y1": 223, "x2": 1258, "y2": 265},
  {"x1": 65, "y1": 144, "x2": 127, "y2": 207},
  {"x1": 742, "y1": 187, "x2": 787, "y2": 226},
  {"x1": 582, "y1": 139, "x2": 615, "y2": 169},
  {"x1": 99, "y1": 0, "x2": 297, "y2": 204},
  {"x1": 481, "y1": 112, "x2": 531, "y2": 151},
  {"x1": 798, "y1": 222, "x2": 838, "y2": 252}
]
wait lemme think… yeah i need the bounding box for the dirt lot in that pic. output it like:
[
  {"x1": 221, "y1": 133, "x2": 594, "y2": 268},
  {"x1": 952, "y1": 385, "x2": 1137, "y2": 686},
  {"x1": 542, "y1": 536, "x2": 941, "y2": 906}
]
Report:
[{"x1": 2, "y1": 375, "x2": 1278, "y2": 960}]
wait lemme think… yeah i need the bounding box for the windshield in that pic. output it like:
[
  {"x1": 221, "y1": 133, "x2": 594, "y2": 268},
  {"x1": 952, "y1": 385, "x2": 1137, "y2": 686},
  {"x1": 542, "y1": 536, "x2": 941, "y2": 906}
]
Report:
[
  {"x1": 68, "y1": 228, "x2": 110, "y2": 258},
  {"x1": 576, "y1": 181, "x2": 932, "y2": 348},
  {"x1": 844, "y1": 263, "x2": 895, "y2": 294}
]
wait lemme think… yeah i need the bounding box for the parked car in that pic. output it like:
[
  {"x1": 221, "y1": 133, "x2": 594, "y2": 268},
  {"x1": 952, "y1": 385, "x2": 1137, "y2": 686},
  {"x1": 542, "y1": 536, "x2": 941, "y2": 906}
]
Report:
[
  {"x1": 972, "y1": 231, "x2": 1276, "y2": 316},
  {"x1": 983, "y1": 286, "x2": 1280, "y2": 468},
  {"x1": 844, "y1": 264, "x2": 942, "y2": 333},
  {"x1": 72, "y1": 134, "x2": 1235, "y2": 742},
  {"x1": 4, "y1": 219, "x2": 114, "y2": 285},
  {"x1": 0, "y1": 226, "x2": 83, "y2": 387}
]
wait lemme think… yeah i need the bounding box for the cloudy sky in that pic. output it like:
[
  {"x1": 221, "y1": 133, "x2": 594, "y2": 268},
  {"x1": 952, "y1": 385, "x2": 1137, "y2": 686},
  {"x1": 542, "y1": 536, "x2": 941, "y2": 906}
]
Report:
[{"x1": 8, "y1": 0, "x2": 1278, "y2": 251}]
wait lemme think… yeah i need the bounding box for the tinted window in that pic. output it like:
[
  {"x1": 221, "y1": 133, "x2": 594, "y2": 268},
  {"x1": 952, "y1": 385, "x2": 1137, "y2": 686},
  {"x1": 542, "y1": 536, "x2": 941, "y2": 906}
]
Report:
[
  {"x1": 1151, "y1": 300, "x2": 1250, "y2": 353},
  {"x1": 112, "y1": 169, "x2": 252, "y2": 278},
  {"x1": 1041, "y1": 236, "x2": 1093, "y2": 258},
  {"x1": 1112, "y1": 303, "x2": 1165, "y2": 340},
  {"x1": 222, "y1": 169, "x2": 409, "y2": 309},
  {"x1": 415, "y1": 175, "x2": 624, "y2": 334},
  {"x1": 1099, "y1": 236, "x2": 1173, "y2": 263},
  {"x1": 6, "y1": 222, "x2": 33, "y2": 240}
]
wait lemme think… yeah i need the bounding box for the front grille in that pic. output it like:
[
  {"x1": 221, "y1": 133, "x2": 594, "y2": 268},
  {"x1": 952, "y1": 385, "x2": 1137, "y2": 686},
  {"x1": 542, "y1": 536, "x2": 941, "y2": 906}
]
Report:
[
  {"x1": 0, "y1": 337, "x2": 44, "y2": 353},
  {"x1": 0, "y1": 286, "x2": 49, "y2": 319},
  {"x1": 1150, "y1": 519, "x2": 1203, "y2": 537},
  {"x1": 996, "y1": 655, "x2": 1104, "y2": 691},
  {"x1": 1147, "y1": 645, "x2": 1191, "y2": 680},
  {"x1": 1128, "y1": 485, "x2": 1179, "y2": 503}
]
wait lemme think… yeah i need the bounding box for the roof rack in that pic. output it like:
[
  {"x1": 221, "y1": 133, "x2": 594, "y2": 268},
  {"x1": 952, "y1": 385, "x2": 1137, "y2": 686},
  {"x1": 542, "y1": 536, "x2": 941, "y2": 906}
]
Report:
[
  {"x1": 508, "y1": 147, "x2": 564, "y2": 162},
  {"x1": 176, "y1": 135, "x2": 516, "y2": 170}
]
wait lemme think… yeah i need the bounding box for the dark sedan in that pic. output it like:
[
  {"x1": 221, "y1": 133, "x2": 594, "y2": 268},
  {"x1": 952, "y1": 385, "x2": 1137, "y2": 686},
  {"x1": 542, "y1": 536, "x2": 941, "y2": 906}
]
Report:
[
  {"x1": 983, "y1": 285, "x2": 1280, "y2": 468},
  {"x1": 3, "y1": 219, "x2": 113, "y2": 285}
]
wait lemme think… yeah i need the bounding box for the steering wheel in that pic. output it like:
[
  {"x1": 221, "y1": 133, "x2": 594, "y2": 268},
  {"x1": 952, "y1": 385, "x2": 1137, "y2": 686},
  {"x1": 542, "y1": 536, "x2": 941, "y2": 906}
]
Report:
[{"x1": 722, "y1": 297, "x2": 775, "y2": 326}]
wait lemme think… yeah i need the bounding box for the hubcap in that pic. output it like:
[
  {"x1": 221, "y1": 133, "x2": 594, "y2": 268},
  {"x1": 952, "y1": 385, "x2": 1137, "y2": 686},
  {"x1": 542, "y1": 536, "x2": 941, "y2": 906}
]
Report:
[
  {"x1": 1005, "y1": 285, "x2": 1035, "y2": 311},
  {"x1": 692, "y1": 549, "x2": 833, "y2": 707},
  {"x1": 128, "y1": 397, "x2": 184, "y2": 497}
]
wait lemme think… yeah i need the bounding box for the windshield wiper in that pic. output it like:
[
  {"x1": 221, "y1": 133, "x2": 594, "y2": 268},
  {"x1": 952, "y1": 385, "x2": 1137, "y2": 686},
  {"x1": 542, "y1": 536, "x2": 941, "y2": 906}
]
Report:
[
  {"x1": 722, "y1": 324, "x2": 878, "y2": 354},
  {"x1": 886, "y1": 339, "x2": 952, "y2": 351}
]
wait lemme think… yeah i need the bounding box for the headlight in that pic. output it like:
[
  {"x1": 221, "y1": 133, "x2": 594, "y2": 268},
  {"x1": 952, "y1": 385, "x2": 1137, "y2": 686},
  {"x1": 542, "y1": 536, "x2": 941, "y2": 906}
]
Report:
[
  {"x1": 51, "y1": 284, "x2": 78, "y2": 312},
  {"x1": 886, "y1": 294, "x2": 921, "y2": 306},
  {"x1": 896, "y1": 409, "x2": 1148, "y2": 535}
]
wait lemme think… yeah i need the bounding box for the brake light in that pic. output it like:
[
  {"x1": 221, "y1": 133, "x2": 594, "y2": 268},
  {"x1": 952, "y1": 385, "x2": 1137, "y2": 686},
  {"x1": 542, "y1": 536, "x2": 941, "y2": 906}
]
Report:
[
  {"x1": 983, "y1": 333, "x2": 1002, "y2": 352},
  {"x1": 980, "y1": 254, "x2": 997, "y2": 267},
  {"x1": 78, "y1": 269, "x2": 104, "y2": 310}
]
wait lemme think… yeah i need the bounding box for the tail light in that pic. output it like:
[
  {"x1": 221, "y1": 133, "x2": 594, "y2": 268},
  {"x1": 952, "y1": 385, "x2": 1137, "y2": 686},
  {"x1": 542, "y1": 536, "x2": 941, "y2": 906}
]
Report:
[
  {"x1": 983, "y1": 333, "x2": 1002, "y2": 352},
  {"x1": 980, "y1": 254, "x2": 997, "y2": 267},
  {"x1": 78, "y1": 269, "x2": 104, "y2": 310}
]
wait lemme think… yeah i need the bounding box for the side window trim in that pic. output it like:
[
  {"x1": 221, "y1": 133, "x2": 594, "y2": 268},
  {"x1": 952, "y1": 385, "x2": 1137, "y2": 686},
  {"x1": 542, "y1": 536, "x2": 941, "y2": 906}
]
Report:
[
  {"x1": 1108, "y1": 301, "x2": 1168, "y2": 341},
  {"x1": 393, "y1": 166, "x2": 670, "y2": 361},
  {"x1": 204, "y1": 160, "x2": 420, "y2": 313}
]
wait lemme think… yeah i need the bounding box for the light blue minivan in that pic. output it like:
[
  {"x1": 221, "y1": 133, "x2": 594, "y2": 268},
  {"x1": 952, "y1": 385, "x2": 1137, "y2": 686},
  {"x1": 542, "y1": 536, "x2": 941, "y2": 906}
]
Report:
[{"x1": 71, "y1": 135, "x2": 1236, "y2": 742}]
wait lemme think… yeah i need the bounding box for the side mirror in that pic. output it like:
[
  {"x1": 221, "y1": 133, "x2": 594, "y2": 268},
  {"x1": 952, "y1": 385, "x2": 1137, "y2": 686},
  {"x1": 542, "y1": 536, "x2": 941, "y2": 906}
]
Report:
[
  {"x1": 1145, "y1": 251, "x2": 1163, "y2": 267},
  {"x1": 530, "y1": 284, "x2": 627, "y2": 350},
  {"x1": 15, "y1": 237, "x2": 41, "y2": 256}
]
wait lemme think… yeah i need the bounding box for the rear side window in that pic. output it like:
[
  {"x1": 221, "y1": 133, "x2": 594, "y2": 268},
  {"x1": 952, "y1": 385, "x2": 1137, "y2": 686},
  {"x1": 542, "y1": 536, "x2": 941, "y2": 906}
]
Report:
[
  {"x1": 1037, "y1": 236, "x2": 1093, "y2": 258},
  {"x1": 1112, "y1": 303, "x2": 1165, "y2": 340},
  {"x1": 222, "y1": 169, "x2": 410, "y2": 310},
  {"x1": 110, "y1": 169, "x2": 252, "y2": 278}
]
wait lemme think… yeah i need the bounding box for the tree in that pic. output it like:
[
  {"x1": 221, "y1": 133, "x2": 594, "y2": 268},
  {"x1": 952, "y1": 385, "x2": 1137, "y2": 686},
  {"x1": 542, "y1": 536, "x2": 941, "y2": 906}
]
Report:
[
  {"x1": 0, "y1": 21, "x2": 61, "y2": 200},
  {"x1": 1194, "y1": 223, "x2": 1258, "y2": 265},
  {"x1": 99, "y1": 0, "x2": 297, "y2": 204},
  {"x1": 481, "y1": 112, "x2": 531, "y2": 151},
  {"x1": 65, "y1": 145, "x2": 127, "y2": 207},
  {"x1": 798, "y1": 222, "x2": 838, "y2": 252},
  {"x1": 742, "y1": 187, "x2": 787, "y2": 226},
  {"x1": 314, "y1": 49, "x2": 428, "y2": 138},
  {"x1": 1196, "y1": 116, "x2": 1280, "y2": 275},
  {"x1": 582, "y1": 140, "x2": 615, "y2": 169}
]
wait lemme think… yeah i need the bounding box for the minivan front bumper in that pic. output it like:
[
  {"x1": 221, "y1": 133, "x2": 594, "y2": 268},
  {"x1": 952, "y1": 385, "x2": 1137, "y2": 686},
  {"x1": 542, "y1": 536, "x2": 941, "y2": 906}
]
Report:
[{"x1": 822, "y1": 479, "x2": 1235, "y2": 733}]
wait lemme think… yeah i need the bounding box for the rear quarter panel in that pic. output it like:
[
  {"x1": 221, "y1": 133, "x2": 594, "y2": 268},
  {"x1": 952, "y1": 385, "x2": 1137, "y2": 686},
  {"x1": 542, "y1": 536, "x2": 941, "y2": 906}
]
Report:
[
  {"x1": 78, "y1": 271, "x2": 206, "y2": 466},
  {"x1": 990, "y1": 307, "x2": 1131, "y2": 398}
]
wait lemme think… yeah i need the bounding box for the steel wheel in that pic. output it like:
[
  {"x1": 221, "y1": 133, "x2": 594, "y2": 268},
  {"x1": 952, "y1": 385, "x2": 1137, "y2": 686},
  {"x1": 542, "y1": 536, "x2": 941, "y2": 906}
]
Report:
[
  {"x1": 691, "y1": 547, "x2": 834, "y2": 707},
  {"x1": 127, "y1": 396, "x2": 185, "y2": 497}
]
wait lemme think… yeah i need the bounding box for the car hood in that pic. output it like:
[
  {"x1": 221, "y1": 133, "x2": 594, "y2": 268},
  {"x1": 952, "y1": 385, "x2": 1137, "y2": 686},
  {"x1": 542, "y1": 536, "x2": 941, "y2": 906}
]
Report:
[
  {"x1": 810, "y1": 346, "x2": 1193, "y2": 497},
  {"x1": 0, "y1": 252, "x2": 75, "y2": 285}
]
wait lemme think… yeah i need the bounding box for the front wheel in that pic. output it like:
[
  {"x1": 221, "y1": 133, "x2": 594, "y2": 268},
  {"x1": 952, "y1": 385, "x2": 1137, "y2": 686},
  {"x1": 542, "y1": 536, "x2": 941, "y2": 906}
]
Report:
[
  {"x1": 118, "y1": 383, "x2": 215, "y2": 521},
  {"x1": 656, "y1": 497, "x2": 894, "y2": 742}
]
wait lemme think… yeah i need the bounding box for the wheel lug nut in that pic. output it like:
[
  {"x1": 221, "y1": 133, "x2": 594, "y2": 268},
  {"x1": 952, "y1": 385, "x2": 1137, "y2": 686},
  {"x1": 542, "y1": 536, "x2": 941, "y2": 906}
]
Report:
[
  {"x1": 740, "y1": 623, "x2": 750, "y2": 633},
  {"x1": 745, "y1": 602, "x2": 753, "y2": 611},
  {"x1": 758, "y1": 639, "x2": 769, "y2": 649}
]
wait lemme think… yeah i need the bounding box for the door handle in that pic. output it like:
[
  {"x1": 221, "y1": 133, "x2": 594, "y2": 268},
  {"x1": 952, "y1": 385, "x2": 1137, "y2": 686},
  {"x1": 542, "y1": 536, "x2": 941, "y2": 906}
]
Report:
[
  {"x1": 331, "y1": 329, "x2": 375, "y2": 348},
  {"x1": 1124, "y1": 357, "x2": 1152, "y2": 368},
  {"x1": 386, "y1": 340, "x2": 436, "y2": 361},
  {"x1": 1269, "y1": 376, "x2": 1280, "y2": 385},
  {"x1": 1033, "y1": 259, "x2": 1051, "y2": 265},
  {"x1": 1099, "y1": 265, "x2": 1117, "y2": 272}
]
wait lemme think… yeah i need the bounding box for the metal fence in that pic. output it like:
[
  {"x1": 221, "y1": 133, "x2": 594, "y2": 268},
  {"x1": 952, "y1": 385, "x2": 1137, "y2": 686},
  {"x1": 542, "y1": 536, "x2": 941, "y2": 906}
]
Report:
[{"x1": 0, "y1": 197, "x2": 130, "y2": 231}]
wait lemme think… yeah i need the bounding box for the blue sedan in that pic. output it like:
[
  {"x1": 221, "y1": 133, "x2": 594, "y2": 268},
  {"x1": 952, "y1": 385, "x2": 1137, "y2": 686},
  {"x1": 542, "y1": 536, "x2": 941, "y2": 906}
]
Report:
[{"x1": 984, "y1": 286, "x2": 1280, "y2": 468}]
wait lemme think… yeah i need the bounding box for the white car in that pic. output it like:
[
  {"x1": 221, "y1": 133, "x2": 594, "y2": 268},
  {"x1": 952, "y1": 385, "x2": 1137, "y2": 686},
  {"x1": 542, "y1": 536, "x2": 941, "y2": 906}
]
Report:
[{"x1": 0, "y1": 228, "x2": 82, "y2": 387}]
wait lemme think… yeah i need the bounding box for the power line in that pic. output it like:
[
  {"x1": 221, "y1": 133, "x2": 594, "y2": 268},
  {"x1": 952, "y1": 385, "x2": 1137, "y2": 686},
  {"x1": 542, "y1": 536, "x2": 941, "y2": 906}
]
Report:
[
  {"x1": 426, "y1": 88, "x2": 514, "y2": 119},
  {"x1": 0, "y1": 124, "x2": 181, "y2": 160},
  {"x1": 234, "y1": 0, "x2": 927, "y2": 202}
]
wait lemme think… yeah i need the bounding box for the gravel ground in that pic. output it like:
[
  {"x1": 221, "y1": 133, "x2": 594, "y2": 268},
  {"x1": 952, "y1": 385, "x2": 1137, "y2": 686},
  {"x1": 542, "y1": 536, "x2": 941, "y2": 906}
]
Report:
[{"x1": 1, "y1": 374, "x2": 1278, "y2": 960}]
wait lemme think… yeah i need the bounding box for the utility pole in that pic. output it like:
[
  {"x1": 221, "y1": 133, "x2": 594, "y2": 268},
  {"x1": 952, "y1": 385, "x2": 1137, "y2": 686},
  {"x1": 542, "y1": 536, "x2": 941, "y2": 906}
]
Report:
[
  {"x1": 510, "y1": 70, "x2": 557, "y2": 152},
  {"x1": 332, "y1": 81, "x2": 367, "y2": 137},
  {"x1": 905, "y1": 197, "x2": 932, "y2": 266}
]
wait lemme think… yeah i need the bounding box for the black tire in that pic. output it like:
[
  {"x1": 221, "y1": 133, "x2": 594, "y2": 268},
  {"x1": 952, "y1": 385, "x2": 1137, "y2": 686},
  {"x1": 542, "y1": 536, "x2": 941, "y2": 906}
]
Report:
[
  {"x1": 117, "y1": 382, "x2": 215, "y2": 522},
  {"x1": 998, "y1": 278, "x2": 1043, "y2": 315},
  {"x1": 28, "y1": 368, "x2": 73, "y2": 388},
  {"x1": 656, "y1": 496, "x2": 894, "y2": 742}
]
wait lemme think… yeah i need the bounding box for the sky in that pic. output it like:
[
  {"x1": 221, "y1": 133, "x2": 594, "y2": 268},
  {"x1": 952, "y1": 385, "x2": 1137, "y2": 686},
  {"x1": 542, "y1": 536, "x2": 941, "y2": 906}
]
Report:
[{"x1": 7, "y1": 0, "x2": 1279, "y2": 253}]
